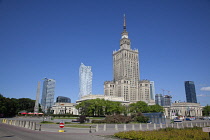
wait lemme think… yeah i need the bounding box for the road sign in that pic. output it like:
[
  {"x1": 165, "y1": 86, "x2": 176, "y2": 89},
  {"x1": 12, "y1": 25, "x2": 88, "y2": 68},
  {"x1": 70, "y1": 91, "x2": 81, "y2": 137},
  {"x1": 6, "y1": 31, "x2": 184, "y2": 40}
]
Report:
[{"x1": 59, "y1": 122, "x2": 64, "y2": 128}]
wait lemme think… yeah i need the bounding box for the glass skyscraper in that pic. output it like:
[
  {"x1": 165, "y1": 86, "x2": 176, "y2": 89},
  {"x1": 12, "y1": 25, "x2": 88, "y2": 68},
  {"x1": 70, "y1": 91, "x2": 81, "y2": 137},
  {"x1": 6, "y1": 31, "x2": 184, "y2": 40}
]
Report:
[
  {"x1": 56, "y1": 96, "x2": 71, "y2": 103},
  {"x1": 185, "y1": 81, "x2": 197, "y2": 103},
  {"x1": 79, "y1": 63, "x2": 92, "y2": 99},
  {"x1": 41, "y1": 78, "x2": 56, "y2": 113},
  {"x1": 150, "y1": 81, "x2": 155, "y2": 100}
]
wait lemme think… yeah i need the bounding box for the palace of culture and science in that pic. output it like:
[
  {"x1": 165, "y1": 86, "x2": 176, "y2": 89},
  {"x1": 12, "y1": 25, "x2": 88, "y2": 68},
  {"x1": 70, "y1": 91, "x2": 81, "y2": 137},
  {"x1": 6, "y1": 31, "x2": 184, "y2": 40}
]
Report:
[
  {"x1": 104, "y1": 15, "x2": 155, "y2": 105},
  {"x1": 51, "y1": 16, "x2": 203, "y2": 117}
]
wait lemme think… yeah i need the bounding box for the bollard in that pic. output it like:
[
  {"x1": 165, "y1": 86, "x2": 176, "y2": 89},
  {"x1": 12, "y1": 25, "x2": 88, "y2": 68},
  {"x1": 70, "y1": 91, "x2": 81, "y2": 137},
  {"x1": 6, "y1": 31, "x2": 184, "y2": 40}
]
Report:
[
  {"x1": 181, "y1": 123, "x2": 184, "y2": 128},
  {"x1": 103, "y1": 124, "x2": 106, "y2": 131},
  {"x1": 13, "y1": 120, "x2": 16, "y2": 125},
  {"x1": 9, "y1": 120, "x2": 12, "y2": 125},
  {"x1": 186, "y1": 123, "x2": 189, "y2": 128},
  {"x1": 171, "y1": 123, "x2": 174, "y2": 128},
  {"x1": 160, "y1": 123, "x2": 162, "y2": 129},
  {"x1": 95, "y1": 124, "x2": 98, "y2": 132},
  {"x1": 139, "y1": 123, "x2": 142, "y2": 130},
  {"x1": 191, "y1": 122, "x2": 193, "y2": 128},
  {"x1": 21, "y1": 121, "x2": 24, "y2": 127},
  {"x1": 6, "y1": 119, "x2": 9, "y2": 124},
  {"x1": 20, "y1": 121, "x2": 23, "y2": 127},
  {"x1": 166, "y1": 123, "x2": 168, "y2": 128},
  {"x1": 115, "y1": 124, "x2": 118, "y2": 130},
  {"x1": 146, "y1": 123, "x2": 149, "y2": 130},
  {"x1": 30, "y1": 121, "x2": 32, "y2": 129},
  {"x1": 204, "y1": 122, "x2": 206, "y2": 127},
  {"x1": 39, "y1": 124, "x2": 41, "y2": 131},
  {"x1": 132, "y1": 124, "x2": 135, "y2": 130},
  {"x1": 124, "y1": 124, "x2": 126, "y2": 131},
  {"x1": 153, "y1": 123, "x2": 156, "y2": 130},
  {"x1": 89, "y1": 125, "x2": 92, "y2": 133},
  {"x1": 25, "y1": 121, "x2": 29, "y2": 128},
  {"x1": 200, "y1": 123, "x2": 202, "y2": 127},
  {"x1": 177, "y1": 123, "x2": 179, "y2": 129},
  {"x1": 32, "y1": 122, "x2": 36, "y2": 130}
]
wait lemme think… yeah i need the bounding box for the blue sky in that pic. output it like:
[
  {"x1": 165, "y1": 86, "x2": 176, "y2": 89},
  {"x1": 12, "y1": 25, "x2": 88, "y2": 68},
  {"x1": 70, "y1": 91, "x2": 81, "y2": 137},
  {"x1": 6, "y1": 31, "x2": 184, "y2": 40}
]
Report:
[{"x1": 0, "y1": 0, "x2": 210, "y2": 106}]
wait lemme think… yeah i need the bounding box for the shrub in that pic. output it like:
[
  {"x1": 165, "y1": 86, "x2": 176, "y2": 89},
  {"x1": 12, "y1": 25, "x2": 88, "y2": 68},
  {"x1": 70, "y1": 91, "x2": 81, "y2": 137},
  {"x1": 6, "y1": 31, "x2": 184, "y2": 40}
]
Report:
[
  {"x1": 105, "y1": 115, "x2": 132, "y2": 124},
  {"x1": 114, "y1": 128, "x2": 209, "y2": 140},
  {"x1": 91, "y1": 120, "x2": 106, "y2": 124},
  {"x1": 131, "y1": 112, "x2": 149, "y2": 123},
  {"x1": 78, "y1": 115, "x2": 86, "y2": 123}
]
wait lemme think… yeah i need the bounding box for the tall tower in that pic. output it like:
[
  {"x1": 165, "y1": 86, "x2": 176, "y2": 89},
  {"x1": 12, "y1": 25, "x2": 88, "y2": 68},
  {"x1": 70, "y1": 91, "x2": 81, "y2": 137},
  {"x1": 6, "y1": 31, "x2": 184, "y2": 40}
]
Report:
[
  {"x1": 41, "y1": 78, "x2": 56, "y2": 113},
  {"x1": 34, "y1": 81, "x2": 40, "y2": 113},
  {"x1": 185, "y1": 81, "x2": 197, "y2": 103},
  {"x1": 113, "y1": 15, "x2": 140, "y2": 83},
  {"x1": 104, "y1": 15, "x2": 154, "y2": 104},
  {"x1": 79, "y1": 63, "x2": 93, "y2": 99}
]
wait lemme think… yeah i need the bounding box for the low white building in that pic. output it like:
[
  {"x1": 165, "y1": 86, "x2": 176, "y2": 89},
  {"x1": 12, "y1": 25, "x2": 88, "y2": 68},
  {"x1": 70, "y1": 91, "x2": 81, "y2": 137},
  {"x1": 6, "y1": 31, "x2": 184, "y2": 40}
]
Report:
[
  {"x1": 51, "y1": 102, "x2": 78, "y2": 115},
  {"x1": 164, "y1": 102, "x2": 203, "y2": 118},
  {"x1": 76, "y1": 94, "x2": 130, "y2": 105}
]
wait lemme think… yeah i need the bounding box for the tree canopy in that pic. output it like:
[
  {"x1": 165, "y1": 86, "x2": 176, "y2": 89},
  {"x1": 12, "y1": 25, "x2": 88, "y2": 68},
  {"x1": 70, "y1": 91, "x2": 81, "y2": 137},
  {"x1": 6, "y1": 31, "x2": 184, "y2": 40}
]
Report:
[
  {"x1": 0, "y1": 94, "x2": 36, "y2": 117},
  {"x1": 203, "y1": 105, "x2": 210, "y2": 116},
  {"x1": 76, "y1": 99, "x2": 164, "y2": 117},
  {"x1": 76, "y1": 98, "x2": 124, "y2": 116}
]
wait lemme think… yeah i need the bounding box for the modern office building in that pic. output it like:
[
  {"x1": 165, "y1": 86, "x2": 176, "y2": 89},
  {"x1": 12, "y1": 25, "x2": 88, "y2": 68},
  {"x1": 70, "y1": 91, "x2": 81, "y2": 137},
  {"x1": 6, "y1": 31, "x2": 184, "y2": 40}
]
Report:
[
  {"x1": 150, "y1": 81, "x2": 155, "y2": 100},
  {"x1": 163, "y1": 95, "x2": 172, "y2": 106},
  {"x1": 185, "y1": 81, "x2": 197, "y2": 103},
  {"x1": 155, "y1": 94, "x2": 172, "y2": 106},
  {"x1": 56, "y1": 96, "x2": 71, "y2": 103},
  {"x1": 41, "y1": 78, "x2": 56, "y2": 113},
  {"x1": 155, "y1": 94, "x2": 163, "y2": 106},
  {"x1": 79, "y1": 63, "x2": 93, "y2": 99},
  {"x1": 104, "y1": 15, "x2": 155, "y2": 104}
]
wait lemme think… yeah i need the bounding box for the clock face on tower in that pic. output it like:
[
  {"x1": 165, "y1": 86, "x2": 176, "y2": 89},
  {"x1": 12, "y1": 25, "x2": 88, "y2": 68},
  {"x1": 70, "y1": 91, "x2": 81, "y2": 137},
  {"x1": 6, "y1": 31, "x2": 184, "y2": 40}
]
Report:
[{"x1": 122, "y1": 35, "x2": 128, "y2": 38}]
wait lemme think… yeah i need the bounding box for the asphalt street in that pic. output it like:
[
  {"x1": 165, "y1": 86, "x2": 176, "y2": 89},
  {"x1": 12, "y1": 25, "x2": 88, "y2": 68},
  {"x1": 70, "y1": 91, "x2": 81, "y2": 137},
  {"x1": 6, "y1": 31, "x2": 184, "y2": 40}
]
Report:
[{"x1": 0, "y1": 123, "x2": 118, "y2": 140}]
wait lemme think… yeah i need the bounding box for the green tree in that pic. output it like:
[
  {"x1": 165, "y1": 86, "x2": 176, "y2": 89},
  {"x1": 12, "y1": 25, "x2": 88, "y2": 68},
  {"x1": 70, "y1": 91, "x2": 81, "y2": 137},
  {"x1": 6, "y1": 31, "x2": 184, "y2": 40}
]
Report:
[
  {"x1": 18, "y1": 98, "x2": 35, "y2": 112},
  {"x1": 148, "y1": 104, "x2": 164, "y2": 113},
  {"x1": 76, "y1": 98, "x2": 125, "y2": 116},
  {"x1": 203, "y1": 105, "x2": 210, "y2": 116},
  {"x1": 129, "y1": 101, "x2": 148, "y2": 113}
]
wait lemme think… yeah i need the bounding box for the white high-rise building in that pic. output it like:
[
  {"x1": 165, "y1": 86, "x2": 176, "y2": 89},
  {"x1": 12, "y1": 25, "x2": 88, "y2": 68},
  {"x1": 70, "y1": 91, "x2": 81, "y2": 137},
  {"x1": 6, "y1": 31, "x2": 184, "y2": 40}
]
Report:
[{"x1": 79, "y1": 63, "x2": 93, "y2": 99}]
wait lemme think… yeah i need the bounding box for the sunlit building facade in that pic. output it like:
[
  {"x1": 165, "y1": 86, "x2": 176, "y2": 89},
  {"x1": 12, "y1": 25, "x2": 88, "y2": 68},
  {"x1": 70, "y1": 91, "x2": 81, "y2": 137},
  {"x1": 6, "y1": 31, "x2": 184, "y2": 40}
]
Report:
[
  {"x1": 79, "y1": 63, "x2": 92, "y2": 99},
  {"x1": 185, "y1": 81, "x2": 197, "y2": 103},
  {"x1": 104, "y1": 15, "x2": 155, "y2": 104},
  {"x1": 41, "y1": 78, "x2": 56, "y2": 113}
]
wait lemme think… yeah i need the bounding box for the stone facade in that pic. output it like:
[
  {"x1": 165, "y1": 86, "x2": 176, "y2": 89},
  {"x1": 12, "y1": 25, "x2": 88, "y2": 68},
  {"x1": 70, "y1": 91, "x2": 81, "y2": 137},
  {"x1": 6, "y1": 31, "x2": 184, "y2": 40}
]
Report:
[
  {"x1": 51, "y1": 102, "x2": 78, "y2": 115},
  {"x1": 163, "y1": 102, "x2": 203, "y2": 118},
  {"x1": 104, "y1": 15, "x2": 155, "y2": 104},
  {"x1": 76, "y1": 94, "x2": 130, "y2": 106}
]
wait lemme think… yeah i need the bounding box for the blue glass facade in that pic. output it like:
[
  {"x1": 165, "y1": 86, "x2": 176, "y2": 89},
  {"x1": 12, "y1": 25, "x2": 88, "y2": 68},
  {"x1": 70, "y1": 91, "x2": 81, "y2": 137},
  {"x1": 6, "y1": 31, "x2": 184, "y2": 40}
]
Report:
[
  {"x1": 56, "y1": 96, "x2": 71, "y2": 103},
  {"x1": 185, "y1": 81, "x2": 197, "y2": 103},
  {"x1": 41, "y1": 78, "x2": 56, "y2": 113}
]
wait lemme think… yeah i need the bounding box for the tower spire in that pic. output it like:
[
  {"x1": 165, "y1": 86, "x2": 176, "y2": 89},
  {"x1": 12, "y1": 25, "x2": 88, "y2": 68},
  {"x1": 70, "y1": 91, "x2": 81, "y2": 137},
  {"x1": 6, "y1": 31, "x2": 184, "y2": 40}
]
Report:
[{"x1": 123, "y1": 14, "x2": 126, "y2": 31}]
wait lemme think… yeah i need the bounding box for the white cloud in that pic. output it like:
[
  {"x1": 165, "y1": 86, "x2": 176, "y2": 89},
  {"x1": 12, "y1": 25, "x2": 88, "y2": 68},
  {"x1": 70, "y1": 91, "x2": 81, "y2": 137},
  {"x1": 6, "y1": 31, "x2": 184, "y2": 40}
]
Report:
[
  {"x1": 200, "y1": 87, "x2": 210, "y2": 91},
  {"x1": 197, "y1": 94, "x2": 210, "y2": 97}
]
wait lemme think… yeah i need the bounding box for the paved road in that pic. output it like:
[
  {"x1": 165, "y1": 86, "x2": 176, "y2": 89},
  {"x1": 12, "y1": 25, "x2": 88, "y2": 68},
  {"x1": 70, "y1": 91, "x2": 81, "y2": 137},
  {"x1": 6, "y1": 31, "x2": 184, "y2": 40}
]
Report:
[{"x1": 0, "y1": 123, "x2": 118, "y2": 140}]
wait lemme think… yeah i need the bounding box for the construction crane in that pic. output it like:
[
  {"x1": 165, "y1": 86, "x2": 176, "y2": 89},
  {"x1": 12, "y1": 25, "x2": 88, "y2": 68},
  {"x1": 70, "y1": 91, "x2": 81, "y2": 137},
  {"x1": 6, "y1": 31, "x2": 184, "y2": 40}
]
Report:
[
  {"x1": 161, "y1": 89, "x2": 165, "y2": 96},
  {"x1": 165, "y1": 90, "x2": 171, "y2": 96}
]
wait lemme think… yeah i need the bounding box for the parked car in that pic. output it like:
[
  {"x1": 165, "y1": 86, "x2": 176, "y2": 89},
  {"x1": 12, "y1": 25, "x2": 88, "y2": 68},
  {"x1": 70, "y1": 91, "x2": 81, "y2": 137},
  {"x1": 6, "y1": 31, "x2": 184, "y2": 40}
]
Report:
[{"x1": 185, "y1": 118, "x2": 191, "y2": 121}]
